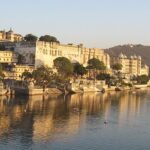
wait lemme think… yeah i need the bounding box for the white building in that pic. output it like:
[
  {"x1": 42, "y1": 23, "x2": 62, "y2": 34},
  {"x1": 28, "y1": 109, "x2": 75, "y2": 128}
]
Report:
[
  {"x1": 0, "y1": 51, "x2": 18, "y2": 64},
  {"x1": 15, "y1": 41, "x2": 110, "y2": 69}
]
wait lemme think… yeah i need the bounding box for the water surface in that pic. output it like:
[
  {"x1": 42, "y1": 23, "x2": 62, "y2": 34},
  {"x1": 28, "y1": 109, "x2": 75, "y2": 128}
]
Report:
[{"x1": 0, "y1": 89, "x2": 150, "y2": 150}]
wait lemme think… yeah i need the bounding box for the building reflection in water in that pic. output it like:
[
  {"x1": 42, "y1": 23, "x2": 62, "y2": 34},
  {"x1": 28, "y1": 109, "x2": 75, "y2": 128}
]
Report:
[{"x1": 0, "y1": 89, "x2": 150, "y2": 144}]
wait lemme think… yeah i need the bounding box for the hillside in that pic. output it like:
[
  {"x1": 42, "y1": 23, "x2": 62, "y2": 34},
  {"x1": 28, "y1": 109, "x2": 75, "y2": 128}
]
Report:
[{"x1": 104, "y1": 44, "x2": 150, "y2": 66}]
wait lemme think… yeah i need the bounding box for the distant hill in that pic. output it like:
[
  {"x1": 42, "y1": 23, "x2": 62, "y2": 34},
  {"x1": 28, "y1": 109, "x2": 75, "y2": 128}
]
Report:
[{"x1": 104, "y1": 44, "x2": 150, "y2": 66}]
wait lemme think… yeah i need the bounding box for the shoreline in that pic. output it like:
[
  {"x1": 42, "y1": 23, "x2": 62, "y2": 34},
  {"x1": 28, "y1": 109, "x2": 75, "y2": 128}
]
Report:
[{"x1": 0, "y1": 81, "x2": 150, "y2": 96}]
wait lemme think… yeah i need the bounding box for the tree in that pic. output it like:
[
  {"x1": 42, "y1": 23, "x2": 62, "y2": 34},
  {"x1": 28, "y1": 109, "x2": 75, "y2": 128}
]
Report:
[
  {"x1": 53, "y1": 57, "x2": 73, "y2": 77},
  {"x1": 96, "y1": 73, "x2": 112, "y2": 85},
  {"x1": 22, "y1": 70, "x2": 33, "y2": 81},
  {"x1": 87, "y1": 58, "x2": 106, "y2": 79},
  {"x1": 32, "y1": 66, "x2": 54, "y2": 86},
  {"x1": 96, "y1": 73, "x2": 110, "y2": 80},
  {"x1": 87, "y1": 58, "x2": 106, "y2": 70},
  {"x1": 0, "y1": 64, "x2": 2, "y2": 72},
  {"x1": 112, "y1": 63, "x2": 122, "y2": 71},
  {"x1": 0, "y1": 63, "x2": 5, "y2": 80},
  {"x1": 73, "y1": 63, "x2": 87, "y2": 77},
  {"x1": 136, "y1": 75, "x2": 149, "y2": 84},
  {"x1": 24, "y1": 34, "x2": 38, "y2": 42},
  {"x1": 112, "y1": 63, "x2": 123, "y2": 82},
  {"x1": 39, "y1": 35, "x2": 59, "y2": 43}
]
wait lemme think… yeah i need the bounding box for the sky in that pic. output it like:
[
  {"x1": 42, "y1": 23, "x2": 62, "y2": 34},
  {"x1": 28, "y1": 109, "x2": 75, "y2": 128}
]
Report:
[{"x1": 0, "y1": 0, "x2": 150, "y2": 48}]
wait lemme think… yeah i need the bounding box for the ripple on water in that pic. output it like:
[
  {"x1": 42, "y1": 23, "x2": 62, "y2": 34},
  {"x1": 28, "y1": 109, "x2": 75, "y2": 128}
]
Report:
[{"x1": 0, "y1": 90, "x2": 150, "y2": 150}]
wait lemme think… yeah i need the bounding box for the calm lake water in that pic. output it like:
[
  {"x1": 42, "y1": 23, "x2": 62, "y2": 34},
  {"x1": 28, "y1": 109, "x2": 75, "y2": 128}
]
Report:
[{"x1": 0, "y1": 89, "x2": 150, "y2": 150}]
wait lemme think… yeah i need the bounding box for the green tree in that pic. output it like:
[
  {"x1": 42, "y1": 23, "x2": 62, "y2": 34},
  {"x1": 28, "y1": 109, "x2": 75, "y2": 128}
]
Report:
[
  {"x1": 87, "y1": 58, "x2": 106, "y2": 70},
  {"x1": 111, "y1": 63, "x2": 123, "y2": 84},
  {"x1": 87, "y1": 58, "x2": 106, "y2": 79},
  {"x1": 96, "y1": 73, "x2": 111, "y2": 84},
  {"x1": 24, "y1": 34, "x2": 38, "y2": 42},
  {"x1": 96, "y1": 73, "x2": 110, "y2": 80},
  {"x1": 54, "y1": 57, "x2": 73, "y2": 77},
  {"x1": 136, "y1": 75, "x2": 149, "y2": 84},
  {"x1": 73, "y1": 63, "x2": 87, "y2": 77},
  {"x1": 39, "y1": 35, "x2": 59, "y2": 43},
  {"x1": 32, "y1": 66, "x2": 53, "y2": 86},
  {"x1": 22, "y1": 70, "x2": 33, "y2": 81},
  {"x1": 112, "y1": 63, "x2": 122, "y2": 71}
]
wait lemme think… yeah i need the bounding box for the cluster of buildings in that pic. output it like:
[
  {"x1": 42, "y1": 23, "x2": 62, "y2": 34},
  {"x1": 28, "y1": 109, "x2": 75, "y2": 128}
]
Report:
[
  {"x1": 0, "y1": 29, "x2": 149, "y2": 81},
  {"x1": 111, "y1": 53, "x2": 149, "y2": 77},
  {"x1": 15, "y1": 41, "x2": 110, "y2": 68},
  {"x1": 0, "y1": 28, "x2": 23, "y2": 42}
]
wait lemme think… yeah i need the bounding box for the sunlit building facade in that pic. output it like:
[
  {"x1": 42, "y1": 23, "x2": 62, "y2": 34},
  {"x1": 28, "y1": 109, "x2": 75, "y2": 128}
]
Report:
[
  {"x1": 111, "y1": 53, "x2": 149, "y2": 76},
  {"x1": 0, "y1": 29, "x2": 23, "y2": 42},
  {"x1": 4, "y1": 65, "x2": 34, "y2": 80},
  {"x1": 15, "y1": 41, "x2": 110, "y2": 69},
  {"x1": 0, "y1": 51, "x2": 18, "y2": 64}
]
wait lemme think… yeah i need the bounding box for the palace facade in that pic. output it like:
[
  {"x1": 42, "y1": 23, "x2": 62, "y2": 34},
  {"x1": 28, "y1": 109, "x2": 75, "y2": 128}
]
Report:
[
  {"x1": 15, "y1": 41, "x2": 110, "y2": 69},
  {"x1": 111, "y1": 53, "x2": 149, "y2": 76}
]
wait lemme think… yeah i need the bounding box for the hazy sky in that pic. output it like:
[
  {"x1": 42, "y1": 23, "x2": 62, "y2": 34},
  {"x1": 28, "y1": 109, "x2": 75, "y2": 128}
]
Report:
[{"x1": 0, "y1": 0, "x2": 150, "y2": 48}]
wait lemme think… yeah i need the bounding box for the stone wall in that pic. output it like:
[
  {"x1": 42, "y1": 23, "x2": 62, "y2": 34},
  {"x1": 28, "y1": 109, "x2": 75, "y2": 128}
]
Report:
[{"x1": 15, "y1": 42, "x2": 36, "y2": 65}]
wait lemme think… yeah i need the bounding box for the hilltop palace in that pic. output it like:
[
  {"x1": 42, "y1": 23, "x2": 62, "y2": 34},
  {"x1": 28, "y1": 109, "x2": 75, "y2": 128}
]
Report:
[{"x1": 0, "y1": 29, "x2": 149, "y2": 80}]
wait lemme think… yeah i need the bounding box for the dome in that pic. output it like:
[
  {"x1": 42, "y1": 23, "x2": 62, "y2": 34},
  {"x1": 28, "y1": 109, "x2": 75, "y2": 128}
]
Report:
[
  {"x1": 130, "y1": 56, "x2": 133, "y2": 59},
  {"x1": 123, "y1": 54, "x2": 127, "y2": 58},
  {"x1": 119, "y1": 53, "x2": 124, "y2": 58},
  {"x1": 138, "y1": 56, "x2": 141, "y2": 60}
]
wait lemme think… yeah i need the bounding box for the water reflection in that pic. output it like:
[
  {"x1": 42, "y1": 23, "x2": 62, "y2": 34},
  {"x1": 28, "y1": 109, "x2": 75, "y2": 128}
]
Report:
[{"x1": 0, "y1": 89, "x2": 150, "y2": 149}]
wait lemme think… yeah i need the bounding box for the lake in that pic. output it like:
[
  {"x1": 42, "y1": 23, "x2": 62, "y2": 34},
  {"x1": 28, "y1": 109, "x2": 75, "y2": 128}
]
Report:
[{"x1": 0, "y1": 89, "x2": 150, "y2": 150}]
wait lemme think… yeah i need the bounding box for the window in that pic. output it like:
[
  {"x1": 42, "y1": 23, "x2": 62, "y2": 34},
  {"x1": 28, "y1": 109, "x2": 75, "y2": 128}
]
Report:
[{"x1": 55, "y1": 50, "x2": 57, "y2": 55}]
